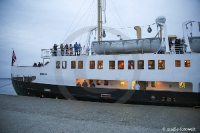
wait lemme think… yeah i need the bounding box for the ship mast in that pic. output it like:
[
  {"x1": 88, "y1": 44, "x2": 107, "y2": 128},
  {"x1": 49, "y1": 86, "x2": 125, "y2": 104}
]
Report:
[{"x1": 97, "y1": 0, "x2": 102, "y2": 41}]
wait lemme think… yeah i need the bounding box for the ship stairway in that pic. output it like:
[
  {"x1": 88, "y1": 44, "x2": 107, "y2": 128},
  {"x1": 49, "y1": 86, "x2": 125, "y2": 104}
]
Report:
[{"x1": 174, "y1": 44, "x2": 186, "y2": 54}]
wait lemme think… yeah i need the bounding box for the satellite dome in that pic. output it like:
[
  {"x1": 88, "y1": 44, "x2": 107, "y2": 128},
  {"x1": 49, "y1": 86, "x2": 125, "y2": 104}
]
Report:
[{"x1": 155, "y1": 16, "x2": 166, "y2": 24}]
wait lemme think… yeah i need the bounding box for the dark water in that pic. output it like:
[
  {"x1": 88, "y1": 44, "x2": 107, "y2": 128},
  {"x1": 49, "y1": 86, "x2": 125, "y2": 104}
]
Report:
[{"x1": 0, "y1": 79, "x2": 16, "y2": 95}]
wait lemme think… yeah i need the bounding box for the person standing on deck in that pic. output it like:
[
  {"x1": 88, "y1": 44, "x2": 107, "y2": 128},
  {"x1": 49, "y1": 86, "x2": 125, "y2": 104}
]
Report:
[
  {"x1": 76, "y1": 82, "x2": 81, "y2": 87},
  {"x1": 53, "y1": 44, "x2": 58, "y2": 56},
  {"x1": 134, "y1": 82, "x2": 140, "y2": 90},
  {"x1": 60, "y1": 44, "x2": 64, "y2": 56},
  {"x1": 69, "y1": 44, "x2": 73, "y2": 55},
  {"x1": 64, "y1": 44, "x2": 69, "y2": 55},
  {"x1": 74, "y1": 42, "x2": 79, "y2": 56},
  {"x1": 90, "y1": 82, "x2": 95, "y2": 88},
  {"x1": 78, "y1": 43, "x2": 82, "y2": 56},
  {"x1": 82, "y1": 80, "x2": 88, "y2": 87}
]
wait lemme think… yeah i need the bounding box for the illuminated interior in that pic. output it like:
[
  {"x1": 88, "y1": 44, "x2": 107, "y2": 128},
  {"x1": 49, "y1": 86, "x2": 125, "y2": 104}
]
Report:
[
  {"x1": 78, "y1": 61, "x2": 83, "y2": 69},
  {"x1": 104, "y1": 80, "x2": 108, "y2": 85},
  {"x1": 151, "y1": 81, "x2": 156, "y2": 87},
  {"x1": 118, "y1": 61, "x2": 124, "y2": 69},
  {"x1": 96, "y1": 80, "x2": 101, "y2": 85},
  {"x1": 158, "y1": 60, "x2": 165, "y2": 69},
  {"x1": 179, "y1": 82, "x2": 185, "y2": 88},
  {"x1": 98, "y1": 60, "x2": 103, "y2": 69},
  {"x1": 138, "y1": 60, "x2": 144, "y2": 69},
  {"x1": 148, "y1": 60, "x2": 155, "y2": 69},
  {"x1": 175, "y1": 60, "x2": 181, "y2": 67},
  {"x1": 131, "y1": 81, "x2": 136, "y2": 89},
  {"x1": 184, "y1": 60, "x2": 190, "y2": 67},
  {"x1": 128, "y1": 60, "x2": 134, "y2": 69},
  {"x1": 71, "y1": 61, "x2": 76, "y2": 69},
  {"x1": 120, "y1": 81, "x2": 125, "y2": 86},
  {"x1": 109, "y1": 61, "x2": 115, "y2": 69},
  {"x1": 90, "y1": 60, "x2": 95, "y2": 69}
]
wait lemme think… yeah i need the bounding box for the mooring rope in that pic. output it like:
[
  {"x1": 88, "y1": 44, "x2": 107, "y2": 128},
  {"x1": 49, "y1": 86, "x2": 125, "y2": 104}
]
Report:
[{"x1": 0, "y1": 83, "x2": 12, "y2": 88}]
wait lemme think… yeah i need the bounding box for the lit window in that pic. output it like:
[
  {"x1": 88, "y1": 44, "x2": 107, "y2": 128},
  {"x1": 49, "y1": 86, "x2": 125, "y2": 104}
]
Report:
[
  {"x1": 151, "y1": 81, "x2": 156, "y2": 87},
  {"x1": 104, "y1": 80, "x2": 108, "y2": 86},
  {"x1": 179, "y1": 82, "x2": 185, "y2": 88},
  {"x1": 56, "y1": 61, "x2": 60, "y2": 69},
  {"x1": 148, "y1": 60, "x2": 155, "y2": 69},
  {"x1": 120, "y1": 81, "x2": 125, "y2": 86},
  {"x1": 184, "y1": 60, "x2": 190, "y2": 67},
  {"x1": 118, "y1": 60, "x2": 124, "y2": 69},
  {"x1": 71, "y1": 61, "x2": 76, "y2": 69},
  {"x1": 138, "y1": 60, "x2": 144, "y2": 69},
  {"x1": 158, "y1": 60, "x2": 165, "y2": 69},
  {"x1": 128, "y1": 60, "x2": 134, "y2": 69},
  {"x1": 96, "y1": 80, "x2": 101, "y2": 85},
  {"x1": 175, "y1": 60, "x2": 181, "y2": 67},
  {"x1": 90, "y1": 60, "x2": 95, "y2": 69},
  {"x1": 98, "y1": 60, "x2": 103, "y2": 69},
  {"x1": 62, "y1": 61, "x2": 67, "y2": 69},
  {"x1": 78, "y1": 61, "x2": 83, "y2": 69},
  {"x1": 109, "y1": 61, "x2": 115, "y2": 69}
]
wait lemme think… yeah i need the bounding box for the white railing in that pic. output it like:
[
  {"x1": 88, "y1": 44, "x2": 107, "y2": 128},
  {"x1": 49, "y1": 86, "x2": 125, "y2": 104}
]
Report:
[
  {"x1": 41, "y1": 49, "x2": 51, "y2": 58},
  {"x1": 170, "y1": 45, "x2": 186, "y2": 54}
]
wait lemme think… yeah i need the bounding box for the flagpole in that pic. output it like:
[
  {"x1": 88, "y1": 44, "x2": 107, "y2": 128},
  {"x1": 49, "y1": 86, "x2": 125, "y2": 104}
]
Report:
[
  {"x1": 11, "y1": 48, "x2": 13, "y2": 66},
  {"x1": 11, "y1": 48, "x2": 18, "y2": 66}
]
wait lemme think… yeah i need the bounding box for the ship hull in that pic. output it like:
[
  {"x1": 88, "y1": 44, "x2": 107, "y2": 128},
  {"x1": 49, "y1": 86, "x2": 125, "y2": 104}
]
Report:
[{"x1": 12, "y1": 78, "x2": 200, "y2": 107}]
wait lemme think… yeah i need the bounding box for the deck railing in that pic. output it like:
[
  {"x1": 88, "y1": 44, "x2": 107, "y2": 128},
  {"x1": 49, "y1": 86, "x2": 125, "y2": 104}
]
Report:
[{"x1": 41, "y1": 48, "x2": 85, "y2": 58}]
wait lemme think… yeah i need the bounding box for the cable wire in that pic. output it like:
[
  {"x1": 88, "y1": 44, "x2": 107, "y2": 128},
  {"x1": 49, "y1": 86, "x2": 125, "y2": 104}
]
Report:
[
  {"x1": 60, "y1": 0, "x2": 87, "y2": 44},
  {"x1": 70, "y1": 1, "x2": 95, "y2": 35},
  {"x1": 110, "y1": 0, "x2": 130, "y2": 39},
  {"x1": 79, "y1": 0, "x2": 95, "y2": 43}
]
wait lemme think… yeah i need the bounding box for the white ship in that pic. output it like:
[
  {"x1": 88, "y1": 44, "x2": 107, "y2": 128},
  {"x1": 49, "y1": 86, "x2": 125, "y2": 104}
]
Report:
[{"x1": 11, "y1": 0, "x2": 200, "y2": 106}]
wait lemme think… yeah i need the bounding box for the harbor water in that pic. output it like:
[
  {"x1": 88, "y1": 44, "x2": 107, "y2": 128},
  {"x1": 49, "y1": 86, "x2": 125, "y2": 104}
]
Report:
[{"x1": 0, "y1": 79, "x2": 16, "y2": 95}]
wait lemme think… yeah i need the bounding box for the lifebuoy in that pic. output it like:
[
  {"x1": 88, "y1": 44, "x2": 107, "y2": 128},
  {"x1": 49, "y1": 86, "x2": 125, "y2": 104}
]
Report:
[{"x1": 147, "y1": 26, "x2": 152, "y2": 33}]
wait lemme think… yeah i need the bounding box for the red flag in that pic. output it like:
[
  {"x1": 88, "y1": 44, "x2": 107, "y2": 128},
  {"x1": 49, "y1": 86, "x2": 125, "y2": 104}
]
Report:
[{"x1": 11, "y1": 50, "x2": 17, "y2": 66}]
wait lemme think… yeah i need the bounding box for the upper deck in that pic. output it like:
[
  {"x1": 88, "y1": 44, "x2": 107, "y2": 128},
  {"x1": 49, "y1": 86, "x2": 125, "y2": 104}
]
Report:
[{"x1": 41, "y1": 43, "x2": 189, "y2": 59}]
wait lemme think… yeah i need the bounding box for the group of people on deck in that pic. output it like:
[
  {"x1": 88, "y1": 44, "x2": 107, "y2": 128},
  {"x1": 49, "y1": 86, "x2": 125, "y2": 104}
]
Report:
[
  {"x1": 53, "y1": 42, "x2": 82, "y2": 56},
  {"x1": 76, "y1": 80, "x2": 95, "y2": 88},
  {"x1": 76, "y1": 80, "x2": 141, "y2": 90},
  {"x1": 33, "y1": 61, "x2": 49, "y2": 67},
  {"x1": 169, "y1": 38, "x2": 185, "y2": 49},
  {"x1": 33, "y1": 62, "x2": 43, "y2": 67}
]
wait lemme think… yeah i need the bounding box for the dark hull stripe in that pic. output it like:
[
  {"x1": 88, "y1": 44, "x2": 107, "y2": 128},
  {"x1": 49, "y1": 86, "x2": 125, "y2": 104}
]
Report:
[{"x1": 12, "y1": 79, "x2": 200, "y2": 107}]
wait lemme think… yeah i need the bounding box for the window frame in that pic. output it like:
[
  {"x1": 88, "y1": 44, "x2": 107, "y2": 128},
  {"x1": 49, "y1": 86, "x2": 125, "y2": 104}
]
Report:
[
  {"x1": 109, "y1": 60, "x2": 115, "y2": 69},
  {"x1": 97, "y1": 60, "x2": 103, "y2": 69},
  {"x1": 71, "y1": 61, "x2": 76, "y2": 69},
  {"x1": 118, "y1": 60, "x2": 124, "y2": 69},
  {"x1": 62, "y1": 61, "x2": 67, "y2": 69},
  {"x1": 175, "y1": 60, "x2": 181, "y2": 67},
  {"x1": 56, "y1": 61, "x2": 60, "y2": 69},
  {"x1": 78, "y1": 60, "x2": 83, "y2": 69},
  {"x1": 128, "y1": 60, "x2": 134, "y2": 69},
  {"x1": 158, "y1": 60, "x2": 165, "y2": 70},
  {"x1": 148, "y1": 60, "x2": 155, "y2": 69},
  {"x1": 184, "y1": 60, "x2": 190, "y2": 67},
  {"x1": 90, "y1": 60, "x2": 95, "y2": 69},
  {"x1": 138, "y1": 60, "x2": 144, "y2": 69}
]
